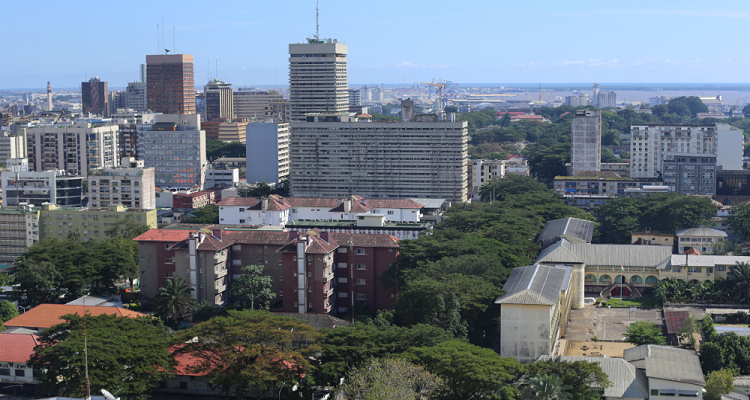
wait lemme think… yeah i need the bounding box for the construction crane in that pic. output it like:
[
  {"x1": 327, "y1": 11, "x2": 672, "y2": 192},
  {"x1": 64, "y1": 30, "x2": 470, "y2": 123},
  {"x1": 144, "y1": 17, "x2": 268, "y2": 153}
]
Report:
[
  {"x1": 421, "y1": 79, "x2": 447, "y2": 112},
  {"x1": 548, "y1": 90, "x2": 554, "y2": 103}
]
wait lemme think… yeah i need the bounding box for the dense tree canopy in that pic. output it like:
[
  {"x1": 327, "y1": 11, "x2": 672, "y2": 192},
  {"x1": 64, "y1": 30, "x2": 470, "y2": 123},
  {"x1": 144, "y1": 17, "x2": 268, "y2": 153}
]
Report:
[
  {"x1": 337, "y1": 357, "x2": 443, "y2": 400},
  {"x1": 189, "y1": 204, "x2": 220, "y2": 224},
  {"x1": 525, "y1": 357, "x2": 611, "y2": 400},
  {"x1": 623, "y1": 321, "x2": 666, "y2": 346},
  {"x1": 206, "y1": 139, "x2": 245, "y2": 160},
  {"x1": 30, "y1": 314, "x2": 174, "y2": 400}
]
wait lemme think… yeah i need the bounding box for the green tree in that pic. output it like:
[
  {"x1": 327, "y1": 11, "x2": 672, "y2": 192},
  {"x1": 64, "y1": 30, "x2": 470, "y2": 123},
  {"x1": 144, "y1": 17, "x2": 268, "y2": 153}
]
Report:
[
  {"x1": 11, "y1": 261, "x2": 61, "y2": 304},
  {"x1": 600, "y1": 147, "x2": 622, "y2": 163},
  {"x1": 192, "y1": 299, "x2": 221, "y2": 323},
  {"x1": 623, "y1": 321, "x2": 666, "y2": 346},
  {"x1": 317, "y1": 322, "x2": 451, "y2": 385},
  {"x1": 172, "y1": 310, "x2": 321, "y2": 400},
  {"x1": 156, "y1": 277, "x2": 196, "y2": 325},
  {"x1": 678, "y1": 315, "x2": 699, "y2": 347},
  {"x1": 29, "y1": 314, "x2": 174, "y2": 399},
  {"x1": 206, "y1": 139, "x2": 246, "y2": 160},
  {"x1": 728, "y1": 262, "x2": 750, "y2": 306},
  {"x1": 232, "y1": 265, "x2": 276, "y2": 309},
  {"x1": 105, "y1": 218, "x2": 150, "y2": 239},
  {"x1": 700, "y1": 342, "x2": 726, "y2": 374},
  {"x1": 705, "y1": 368, "x2": 735, "y2": 400},
  {"x1": 337, "y1": 357, "x2": 443, "y2": 400},
  {"x1": 743, "y1": 104, "x2": 750, "y2": 119},
  {"x1": 402, "y1": 340, "x2": 523, "y2": 400},
  {"x1": 519, "y1": 373, "x2": 572, "y2": 400},
  {"x1": 595, "y1": 197, "x2": 643, "y2": 243},
  {"x1": 479, "y1": 175, "x2": 549, "y2": 202},
  {"x1": 189, "y1": 204, "x2": 220, "y2": 224},
  {"x1": 0, "y1": 300, "x2": 18, "y2": 322},
  {"x1": 525, "y1": 357, "x2": 611, "y2": 400}
]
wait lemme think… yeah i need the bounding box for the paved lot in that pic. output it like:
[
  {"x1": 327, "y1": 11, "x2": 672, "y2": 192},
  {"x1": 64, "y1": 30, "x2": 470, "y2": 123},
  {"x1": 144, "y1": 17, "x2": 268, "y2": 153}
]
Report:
[{"x1": 566, "y1": 305, "x2": 664, "y2": 342}]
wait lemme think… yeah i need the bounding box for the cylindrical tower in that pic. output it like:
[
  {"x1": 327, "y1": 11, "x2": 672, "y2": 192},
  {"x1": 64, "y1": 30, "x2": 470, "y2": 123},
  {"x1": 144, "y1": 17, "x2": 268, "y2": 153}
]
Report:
[
  {"x1": 572, "y1": 264, "x2": 586, "y2": 309},
  {"x1": 46, "y1": 81, "x2": 52, "y2": 111}
]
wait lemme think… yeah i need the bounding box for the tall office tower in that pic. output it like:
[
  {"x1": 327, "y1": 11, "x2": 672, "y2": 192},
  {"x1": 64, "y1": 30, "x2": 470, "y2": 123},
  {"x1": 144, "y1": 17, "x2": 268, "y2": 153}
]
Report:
[
  {"x1": 630, "y1": 123, "x2": 742, "y2": 178},
  {"x1": 245, "y1": 122, "x2": 290, "y2": 184},
  {"x1": 146, "y1": 54, "x2": 196, "y2": 114},
  {"x1": 570, "y1": 109, "x2": 602, "y2": 175},
  {"x1": 46, "y1": 81, "x2": 52, "y2": 111},
  {"x1": 81, "y1": 77, "x2": 109, "y2": 117},
  {"x1": 233, "y1": 89, "x2": 285, "y2": 120},
  {"x1": 597, "y1": 92, "x2": 617, "y2": 108},
  {"x1": 141, "y1": 114, "x2": 206, "y2": 189},
  {"x1": 126, "y1": 82, "x2": 147, "y2": 111},
  {"x1": 348, "y1": 89, "x2": 361, "y2": 107},
  {"x1": 25, "y1": 123, "x2": 119, "y2": 176},
  {"x1": 290, "y1": 113, "x2": 468, "y2": 201},
  {"x1": 204, "y1": 79, "x2": 233, "y2": 121},
  {"x1": 108, "y1": 91, "x2": 127, "y2": 115},
  {"x1": 592, "y1": 83, "x2": 600, "y2": 106},
  {"x1": 288, "y1": 39, "x2": 349, "y2": 121}
]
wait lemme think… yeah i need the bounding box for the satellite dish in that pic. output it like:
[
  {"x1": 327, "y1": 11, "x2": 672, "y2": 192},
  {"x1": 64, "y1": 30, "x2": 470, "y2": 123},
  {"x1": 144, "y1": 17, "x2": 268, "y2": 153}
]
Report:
[{"x1": 101, "y1": 389, "x2": 119, "y2": 400}]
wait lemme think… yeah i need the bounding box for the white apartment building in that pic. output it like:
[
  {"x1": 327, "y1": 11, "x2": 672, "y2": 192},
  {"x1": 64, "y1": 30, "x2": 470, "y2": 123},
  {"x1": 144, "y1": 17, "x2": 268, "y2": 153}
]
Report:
[
  {"x1": 0, "y1": 130, "x2": 26, "y2": 164},
  {"x1": 290, "y1": 113, "x2": 468, "y2": 202},
  {"x1": 288, "y1": 39, "x2": 349, "y2": 122},
  {"x1": 217, "y1": 195, "x2": 424, "y2": 226},
  {"x1": 245, "y1": 122, "x2": 289, "y2": 185},
  {"x1": 630, "y1": 123, "x2": 743, "y2": 178},
  {"x1": 675, "y1": 227, "x2": 727, "y2": 254},
  {"x1": 468, "y1": 159, "x2": 505, "y2": 196},
  {"x1": 87, "y1": 158, "x2": 156, "y2": 209},
  {"x1": 205, "y1": 168, "x2": 239, "y2": 189},
  {"x1": 126, "y1": 81, "x2": 147, "y2": 112},
  {"x1": 0, "y1": 205, "x2": 39, "y2": 265},
  {"x1": 233, "y1": 90, "x2": 285, "y2": 120},
  {"x1": 25, "y1": 122, "x2": 118, "y2": 177},
  {"x1": 141, "y1": 114, "x2": 206, "y2": 190}
]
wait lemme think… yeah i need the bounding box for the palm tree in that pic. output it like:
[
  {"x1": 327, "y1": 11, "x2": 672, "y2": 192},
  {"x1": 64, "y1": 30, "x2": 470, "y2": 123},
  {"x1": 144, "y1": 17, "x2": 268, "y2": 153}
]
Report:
[
  {"x1": 520, "y1": 373, "x2": 573, "y2": 400},
  {"x1": 156, "y1": 277, "x2": 197, "y2": 325},
  {"x1": 728, "y1": 262, "x2": 750, "y2": 305}
]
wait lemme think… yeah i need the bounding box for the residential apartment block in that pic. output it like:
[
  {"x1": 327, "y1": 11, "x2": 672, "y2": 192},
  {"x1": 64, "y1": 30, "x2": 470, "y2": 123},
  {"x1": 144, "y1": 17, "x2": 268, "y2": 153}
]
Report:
[
  {"x1": 662, "y1": 153, "x2": 716, "y2": 195},
  {"x1": 134, "y1": 227, "x2": 399, "y2": 315},
  {"x1": 39, "y1": 203, "x2": 157, "y2": 242},
  {"x1": 244, "y1": 122, "x2": 289, "y2": 184},
  {"x1": 87, "y1": 158, "x2": 156, "y2": 209},
  {"x1": 146, "y1": 54, "x2": 195, "y2": 115},
  {"x1": 290, "y1": 113, "x2": 468, "y2": 202},
  {"x1": 0, "y1": 130, "x2": 27, "y2": 164},
  {"x1": 1, "y1": 170, "x2": 83, "y2": 207},
  {"x1": 25, "y1": 122, "x2": 118, "y2": 176},
  {"x1": 0, "y1": 206, "x2": 39, "y2": 265},
  {"x1": 570, "y1": 109, "x2": 601, "y2": 175},
  {"x1": 288, "y1": 39, "x2": 349, "y2": 121},
  {"x1": 141, "y1": 114, "x2": 206, "y2": 190}
]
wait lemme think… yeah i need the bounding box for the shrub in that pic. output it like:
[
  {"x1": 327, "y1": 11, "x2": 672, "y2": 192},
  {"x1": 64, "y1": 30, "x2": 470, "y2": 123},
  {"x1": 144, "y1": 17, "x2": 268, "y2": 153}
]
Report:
[{"x1": 591, "y1": 336, "x2": 599, "y2": 342}]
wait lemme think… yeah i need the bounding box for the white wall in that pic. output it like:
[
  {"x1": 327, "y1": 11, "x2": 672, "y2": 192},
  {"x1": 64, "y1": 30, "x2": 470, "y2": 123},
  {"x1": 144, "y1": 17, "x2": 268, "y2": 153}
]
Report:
[
  {"x1": 500, "y1": 304, "x2": 552, "y2": 363},
  {"x1": 0, "y1": 361, "x2": 37, "y2": 384},
  {"x1": 218, "y1": 205, "x2": 288, "y2": 225},
  {"x1": 648, "y1": 378, "x2": 703, "y2": 399},
  {"x1": 717, "y1": 123, "x2": 743, "y2": 171}
]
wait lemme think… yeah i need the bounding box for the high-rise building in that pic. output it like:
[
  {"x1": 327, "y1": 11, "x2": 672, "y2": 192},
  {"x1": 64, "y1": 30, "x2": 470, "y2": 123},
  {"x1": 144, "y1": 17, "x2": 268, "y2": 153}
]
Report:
[
  {"x1": 571, "y1": 109, "x2": 602, "y2": 175},
  {"x1": 0, "y1": 205, "x2": 39, "y2": 265},
  {"x1": 25, "y1": 122, "x2": 119, "y2": 176},
  {"x1": 204, "y1": 79, "x2": 233, "y2": 121},
  {"x1": 1, "y1": 170, "x2": 83, "y2": 207},
  {"x1": 592, "y1": 83, "x2": 600, "y2": 106},
  {"x1": 39, "y1": 203, "x2": 157, "y2": 242},
  {"x1": 141, "y1": 114, "x2": 206, "y2": 189},
  {"x1": 108, "y1": 91, "x2": 126, "y2": 115},
  {"x1": 288, "y1": 39, "x2": 349, "y2": 121},
  {"x1": 565, "y1": 95, "x2": 592, "y2": 107},
  {"x1": 217, "y1": 120, "x2": 248, "y2": 143},
  {"x1": 290, "y1": 113, "x2": 468, "y2": 201},
  {"x1": 348, "y1": 88, "x2": 361, "y2": 107},
  {"x1": 597, "y1": 92, "x2": 617, "y2": 108},
  {"x1": 662, "y1": 153, "x2": 716, "y2": 195},
  {"x1": 126, "y1": 82, "x2": 147, "y2": 112},
  {"x1": 233, "y1": 90, "x2": 285, "y2": 120},
  {"x1": 0, "y1": 130, "x2": 27, "y2": 164},
  {"x1": 245, "y1": 122, "x2": 290, "y2": 184},
  {"x1": 88, "y1": 158, "x2": 156, "y2": 209},
  {"x1": 81, "y1": 77, "x2": 109, "y2": 117},
  {"x1": 146, "y1": 54, "x2": 196, "y2": 114},
  {"x1": 46, "y1": 81, "x2": 52, "y2": 111}
]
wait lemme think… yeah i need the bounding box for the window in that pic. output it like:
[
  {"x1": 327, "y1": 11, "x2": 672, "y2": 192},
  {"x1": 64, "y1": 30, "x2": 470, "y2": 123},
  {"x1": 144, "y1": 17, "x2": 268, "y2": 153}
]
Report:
[
  {"x1": 0, "y1": 368, "x2": 9, "y2": 376},
  {"x1": 673, "y1": 267, "x2": 681, "y2": 273},
  {"x1": 717, "y1": 265, "x2": 727, "y2": 271},
  {"x1": 239, "y1": 208, "x2": 245, "y2": 212},
  {"x1": 356, "y1": 279, "x2": 366, "y2": 285},
  {"x1": 15, "y1": 369, "x2": 25, "y2": 377},
  {"x1": 339, "y1": 292, "x2": 348, "y2": 298},
  {"x1": 389, "y1": 249, "x2": 394, "y2": 252},
  {"x1": 356, "y1": 249, "x2": 365, "y2": 255},
  {"x1": 357, "y1": 293, "x2": 366, "y2": 300},
  {"x1": 239, "y1": 219, "x2": 245, "y2": 224},
  {"x1": 356, "y1": 263, "x2": 366, "y2": 270},
  {"x1": 179, "y1": 381, "x2": 188, "y2": 390},
  {"x1": 387, "y1": 210, "x2": 394, "y2": 215}
]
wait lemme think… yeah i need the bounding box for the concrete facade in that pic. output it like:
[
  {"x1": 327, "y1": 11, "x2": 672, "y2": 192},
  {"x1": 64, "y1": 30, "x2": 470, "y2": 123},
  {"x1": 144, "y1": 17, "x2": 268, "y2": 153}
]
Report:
[
  {"x1": 39, "y1": 203, "x2": 157, "y2": 242},
  {"x1": 0, "y1": 206, "x2": 39, "y2": 265},
  {"x1": 0, "y1": 131, "x2": 27, "y2": 164},
  {"x1": 141, "y1": 114, "x2": 206, "y2": 190},
  {"x1": 662, "y1": 153, "x2": 716, "y2": 195},
  {"x1": 146, "y1": 54, "x2": 196, "y2": 115},
  {"x1": 245, "y1": 122, "x2": 290, "y2": 185},
  {"x1": 87, "y1": 158, "x2": 156, "y2": 209},
  {"x1": 25, "y1": 123, "x2": 119, "y2": 177},
  {"x1": 288, "y1": 40, "x2": 349, "y2": 122},
  {"x1": 290, "y1": 116, "x2": 468, "y2": 202},
  {"x1": 233, "y1": 90, "x2": 285, "y2": 120},
  {"x1": 630, "y1": 124, "x2": 717, "y2": 178},
  {"x1": 204, "y1": 79, "x2": 233, "y2": 121},
  {"x1": 716, "y1": 123, "x2": 743, "y2": 171},
  {"x1": 571, "y1": 109, "x2": 601, "y2": 175},
  {"x1": 1, "y1": 170, "x2": 83, "y2": 207}
]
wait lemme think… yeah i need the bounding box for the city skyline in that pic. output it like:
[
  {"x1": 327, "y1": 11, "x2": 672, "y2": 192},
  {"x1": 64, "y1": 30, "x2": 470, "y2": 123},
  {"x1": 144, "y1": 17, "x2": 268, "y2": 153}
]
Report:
[{"x1": 4, "y1": 0, "x2": 750, "y2": 89}]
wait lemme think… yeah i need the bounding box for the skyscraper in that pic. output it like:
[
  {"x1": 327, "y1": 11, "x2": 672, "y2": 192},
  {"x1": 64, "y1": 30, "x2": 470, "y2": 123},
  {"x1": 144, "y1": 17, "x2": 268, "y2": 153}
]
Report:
[
  {"x1": 204, "y1": 79, "x2": 233, "y2": 121},
  {"x1": 146, "y1": 54, "x2": 196, "y2": 114},
  {"x1": 82, "y1": 77, "x2": 109, "y2": 117},
  {"x1": 288, "y1": 39, "x2": 349, "y2": 121},
  {"x1": 570, "y1": 109, "x2": 601, "y2": 175}
]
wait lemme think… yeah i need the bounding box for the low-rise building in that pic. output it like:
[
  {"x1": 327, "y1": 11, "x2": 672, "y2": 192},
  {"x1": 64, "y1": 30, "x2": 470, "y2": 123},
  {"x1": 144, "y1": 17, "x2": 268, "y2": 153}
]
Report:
[
  {"x1": 4, "y1": 304, "x2": 144, "y2": 332},
  {"x1": 631, "y1": 231, "x2": 675, "y2": 247},
  {"x1": 173, "y1": 191, "x2": 214, "y2": 210},
  {"x1": 0, "y1": 205, "x2": 39, "y2": 265},
  {"x1": 537, "y1": 355, "x2": 648, "y2": 399},
  {"x1": 675, "y1": 227, "x2": 727, "y2": 254},
  {"x1": 204, "y1": 167, "x2": 239, "y2": 189},
  {"x1": 663, "y1": 255, "x2": 750, "y2": 284},
  {"x1": 554, "y1": 172, "x2": 661, "y2": 197},
  {"x1": 39, "y1": 203, "x2": 157, "y2": 242},
  {"x1": 286, "y1": 216, "x2": 431, "y2": 240},
  {"x1": 623, "y1": 345, "x2": 705, "y2": 399},
  {"x1": 0, "y1": 333, "x2": 40, "y2": 385}
]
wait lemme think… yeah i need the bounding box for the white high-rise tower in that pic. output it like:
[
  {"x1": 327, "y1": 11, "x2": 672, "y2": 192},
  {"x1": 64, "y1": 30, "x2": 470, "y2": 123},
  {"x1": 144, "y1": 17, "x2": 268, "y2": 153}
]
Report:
[
  {"x1": 46, "y1": 81, "x2": 52, "y2": 111},
  {"x1": 288, "y1": 39, "x2": 349, "y2": 121}
]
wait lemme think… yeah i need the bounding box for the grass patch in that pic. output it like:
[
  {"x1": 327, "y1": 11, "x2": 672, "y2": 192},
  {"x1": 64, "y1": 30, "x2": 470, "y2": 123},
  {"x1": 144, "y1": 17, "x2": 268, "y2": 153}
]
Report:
[{"x1": 603, "y1": 298, "x2": 658, "y2": 308}]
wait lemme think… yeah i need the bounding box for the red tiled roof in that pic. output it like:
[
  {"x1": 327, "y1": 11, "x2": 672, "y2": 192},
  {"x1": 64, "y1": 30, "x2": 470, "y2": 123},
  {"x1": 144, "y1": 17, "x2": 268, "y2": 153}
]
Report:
[
  {"x1": 222, "y1": 231, "x2": 290, "y2": 245},
  {"x1": 0, "y1": 333, "x2": 40, "y2": 363},
  {"x1": 170, "y1": 344, "x2": 303, "y2": 377},
  {"x1": 174, "y1": 192, "x2": 210, "y2": 198},
  {"x1": 197, "y1": 234, "x2": 231, "y2": 251},
  {"x1": 4, "y1": 304, "x2": 146, "y2": 329},
  {"x1": 218, "y1": 197, "x2": 259, "y2": 206},
  {"x1": 366, "y1": 199, "x2": 424, "y2": 209},
  {"x1": 284, "y1": 198, "x2": 342, "y2": 208},
  {"x1": 684, "y1": 247, "x2": 703, "y2": 255},
  {"x1": 329, "y1": 233, "x2": 400, "y2": 248},
  {"x1": 278, "y1": 233, "x2": 339, "y2": 254},
  {"x1": 134, "y1": 229, "x2": 194, "y2": 242}
]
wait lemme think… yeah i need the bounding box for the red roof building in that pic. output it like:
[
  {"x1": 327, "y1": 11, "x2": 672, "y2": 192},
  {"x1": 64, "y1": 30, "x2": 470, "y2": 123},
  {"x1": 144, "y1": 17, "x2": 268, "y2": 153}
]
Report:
[
  {"x1": 0, "y1": 333, "x2": 40, "y2": 383},
  {"x1": 174, "y1": 191, "x2": 215, "y2": 209},
  {"x1": 4, "y1": 304, "x2": 145, "y2": 331}
]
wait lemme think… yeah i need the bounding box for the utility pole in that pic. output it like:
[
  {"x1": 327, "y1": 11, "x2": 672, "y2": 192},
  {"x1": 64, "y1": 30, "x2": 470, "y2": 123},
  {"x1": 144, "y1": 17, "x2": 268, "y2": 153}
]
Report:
[{"x1": 350, "y1": 237, "x2": 354, "y2": 323}]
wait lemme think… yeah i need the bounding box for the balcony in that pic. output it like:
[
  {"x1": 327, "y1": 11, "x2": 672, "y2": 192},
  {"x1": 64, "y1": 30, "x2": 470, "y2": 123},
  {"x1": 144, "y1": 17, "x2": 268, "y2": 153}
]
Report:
[
  {"x1": 215, "y1": 284, "x2": 227, "y2": 293},
  {"x1": 214, "y1": 252, "x2": 227, "y2": 263},
  {"x1": 214, "y1": 268, "x2": 228, "y2": 279}
]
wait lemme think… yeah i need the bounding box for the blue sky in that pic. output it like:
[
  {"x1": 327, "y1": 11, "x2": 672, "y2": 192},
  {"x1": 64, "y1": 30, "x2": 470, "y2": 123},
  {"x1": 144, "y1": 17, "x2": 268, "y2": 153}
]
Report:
[{"x1": 4, "y1": 0, "x2": 750, "y2": 89}]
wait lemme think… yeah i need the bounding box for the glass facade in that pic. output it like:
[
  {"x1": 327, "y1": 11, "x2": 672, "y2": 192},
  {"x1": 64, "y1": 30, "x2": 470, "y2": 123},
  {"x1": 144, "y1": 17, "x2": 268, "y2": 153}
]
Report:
[
  {"x1": 716, "y1": 170, "x2": 750, "y2": 196},
  {"x1": 142, "y1": 131, "x2": 204, "y2": 188}
]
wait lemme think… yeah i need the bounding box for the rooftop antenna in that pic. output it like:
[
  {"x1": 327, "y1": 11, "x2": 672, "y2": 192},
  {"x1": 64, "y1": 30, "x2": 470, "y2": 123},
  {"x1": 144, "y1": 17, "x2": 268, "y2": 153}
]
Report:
[
  {"x1": 162, "y1": 15, "x2": 165, "y2": 54},
  {"x1": 315, "y1": 0, "x2": 319, "y2": 41},
  {"x1": 173, "y1": 26, "x2": 175, "y2": 54}
]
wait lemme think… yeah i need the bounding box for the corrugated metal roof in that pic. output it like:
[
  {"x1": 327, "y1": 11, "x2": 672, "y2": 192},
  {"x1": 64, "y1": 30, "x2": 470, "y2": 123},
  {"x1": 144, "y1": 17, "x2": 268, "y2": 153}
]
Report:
[
  {"x1": 537, "y1": 356, "x2": 649, "y2": 398},
  {"x1": 495, "y1": 265, "x2": 569, "y2": 305},
  {"x1": 670, "y1": 255, "x2": 750, "y2": 267},
  {"x1": 536, "y1": 241, "x2": 672, "y2": 269},
  {"x1": 409, "y1": 198, "x2": 446, "y2": 209},
  {"x1": 664, "y1": 311, "x2": 691, "y2": 334},
  {"x1": 537, "y1": 218, "x2": 595, "y2": 244},
  {"x1": 675, "y1": 227, "x2": 728, "y2": 238},
  {"x1": 623, "y1": 345, "x2": 705, "y2": 386}
]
